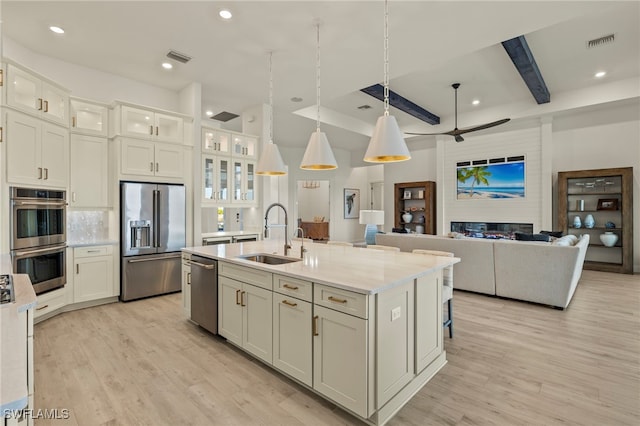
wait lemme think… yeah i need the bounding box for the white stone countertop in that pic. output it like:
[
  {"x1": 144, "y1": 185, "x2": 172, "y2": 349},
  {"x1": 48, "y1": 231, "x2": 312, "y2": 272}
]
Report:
[
  {"x1": 1, "y1": 274, "x2": 37, "y2": 413},
  {"x1": 67, "y1": 240, "x2": 119, "y2": 248},
  {"x1": 183, "y1": 240, "x2": 459, "y2": 295}
]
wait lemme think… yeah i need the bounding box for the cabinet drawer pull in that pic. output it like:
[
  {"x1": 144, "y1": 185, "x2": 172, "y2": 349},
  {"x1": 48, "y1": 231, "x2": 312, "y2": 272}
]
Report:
[
  {"x1": 328, "y1": 296, "x2": 347, "y2": 304},
  {"x1": 155, "y1": 163, "x2": 159, "y2": 172},
  {"x1": 240, "y1": 291, "x2": 246, "y2": 307},
  {"x1": 38, "y1": 167, "x2": 43, "y2": 179},
  {"x1": 36, "y1": 304, "x2": 49, "y2": 311},
  {"x1": 282, "y1": 284, "x2": 299, "y2": 291},
  {"x1": 72, "y1": 116, "x2": 76, "y2": 127},
  {"x1": 187, "y1": 272, "x2": 191, "y2": 285},
  {"x1": 150, "y1": 162, "x2": 154, "y2": 172},
  {"x1": 155, "y1": 126, "x2": 159, "y2": 136},
  {"x1": 37, "y1": 98, "x2": 43, "y2": 110},
  {"x1": 235, "y1": 289, "x2": 241, "y2": 305},
  {"x1": 44, "y1": 168, "x2": 49, "y2": 180},
  {"x1": 0, "y1": 69, "x2": 3, "y2": 86},
  {"x1": 281, "y1": 300, "x2": 297, "y2": 308},
  {"x1": 0, "y1": 127, "x2": 3, "y2": 143},
  {"x1": 86, "y1": 250, "x2": 101, "y2": 253},
  {"x1": 44, "y1": 100, "x2": 49, "y2": 112},
  {"x1": 313, "y1": 315, "x2": 319, "y2": 336},
  {"x1": 76, "y1": 264, "x2": 79, "y2": 274}
]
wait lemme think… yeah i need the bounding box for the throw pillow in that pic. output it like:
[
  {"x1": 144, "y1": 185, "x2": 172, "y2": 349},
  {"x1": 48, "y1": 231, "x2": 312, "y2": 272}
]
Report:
[{"x1": 515, "y1": 232, "x2": 551, "y2": 242}]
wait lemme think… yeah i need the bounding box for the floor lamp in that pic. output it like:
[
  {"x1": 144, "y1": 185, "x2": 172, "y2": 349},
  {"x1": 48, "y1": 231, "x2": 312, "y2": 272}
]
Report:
[{"x1": 360, "y1": 210, "x2": 385, "y2": 245}]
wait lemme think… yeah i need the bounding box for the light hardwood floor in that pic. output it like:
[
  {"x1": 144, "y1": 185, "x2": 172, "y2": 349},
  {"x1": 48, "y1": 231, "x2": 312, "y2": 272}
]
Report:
[{"x1": 33, "y1": 270, "x2": 640, "y2": 425}]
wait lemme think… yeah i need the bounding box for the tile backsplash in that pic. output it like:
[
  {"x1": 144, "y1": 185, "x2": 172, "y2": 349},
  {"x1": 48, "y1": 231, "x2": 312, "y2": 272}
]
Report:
[{"x1": 68, "y1": 211, "x2": 110, "y2": 243}]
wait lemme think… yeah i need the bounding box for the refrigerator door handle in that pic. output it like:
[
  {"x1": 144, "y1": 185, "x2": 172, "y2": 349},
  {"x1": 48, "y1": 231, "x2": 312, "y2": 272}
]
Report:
[{"x1": 155, "y1": 189, "x2": 161, "y2": 247}]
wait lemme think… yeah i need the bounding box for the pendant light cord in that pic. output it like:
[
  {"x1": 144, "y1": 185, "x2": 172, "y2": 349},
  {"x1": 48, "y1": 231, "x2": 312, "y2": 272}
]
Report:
[
  {"x1": 269, "y1": 51, "x2": 274, "y2": 143},
  {"x1": 383, "y1": 0, "x2": 390, "y2": 116},
  {"x1": 316, "y1": 23, "x2": 321, "y2": 131}
]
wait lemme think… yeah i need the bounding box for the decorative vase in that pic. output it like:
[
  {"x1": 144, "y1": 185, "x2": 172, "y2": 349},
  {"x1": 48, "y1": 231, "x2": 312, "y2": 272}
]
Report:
[
  {"x1": 573, "y1": 215, "x2": 582, "y2": 228},
  {"x1": 415, "y1": 225, "x2": 425, "y2": 234},
  {"x1": 605, "y1": 221, "x2": 616, "y2": 229},
  {"x1": 402, "y1": 212, "x2": 413, "y2": 224},
  {"x1": 599, "y1": 232, "x2": 618, "y2": 247},
  {"x1": 584, "y1": 214, "x2": 595, "y2": 229}
]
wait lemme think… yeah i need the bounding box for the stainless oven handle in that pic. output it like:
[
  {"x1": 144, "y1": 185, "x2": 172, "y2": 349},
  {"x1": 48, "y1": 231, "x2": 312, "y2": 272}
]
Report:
[
  {"x1": 13, "y1": 244, "x2": 67, "y2": 257},
  {"x1": 127, "y1": 254, "x2": 181, "y2": 263},
  {"x1": 13, "y1": 200, "x2": 68, "y2": 206}
]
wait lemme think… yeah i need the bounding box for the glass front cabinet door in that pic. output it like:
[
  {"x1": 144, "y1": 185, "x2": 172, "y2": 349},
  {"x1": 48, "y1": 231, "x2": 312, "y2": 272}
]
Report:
[{"x1": 202, "y1": 156, "x2": 229, "y2": 203}]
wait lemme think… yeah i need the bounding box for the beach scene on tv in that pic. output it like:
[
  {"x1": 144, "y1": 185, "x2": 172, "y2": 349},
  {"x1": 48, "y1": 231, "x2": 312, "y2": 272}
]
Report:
[{"x1": 457, "y1": 162, "x2": 525, "y2": 199}]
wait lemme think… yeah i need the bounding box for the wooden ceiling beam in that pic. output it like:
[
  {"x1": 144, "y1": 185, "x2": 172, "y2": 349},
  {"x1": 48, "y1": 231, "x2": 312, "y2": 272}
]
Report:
[
  {"x1": 502, "y1": 35, "x2": 551, "y2": 104},
  {"x1": 360, "y1": 84, "x2": 440, "y2": 125}
]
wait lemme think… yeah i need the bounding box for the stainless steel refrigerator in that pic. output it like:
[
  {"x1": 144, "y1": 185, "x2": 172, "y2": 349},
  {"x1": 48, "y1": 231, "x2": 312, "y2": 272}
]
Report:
[{"x1": 120, "y1": 182, "x2": 186, "y2": 301}]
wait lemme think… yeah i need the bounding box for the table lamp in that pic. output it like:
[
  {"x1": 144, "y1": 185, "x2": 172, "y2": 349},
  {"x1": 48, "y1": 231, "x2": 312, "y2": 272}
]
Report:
[{"x1": 359, "y1": 210, "x2": 385, "y2": 245}]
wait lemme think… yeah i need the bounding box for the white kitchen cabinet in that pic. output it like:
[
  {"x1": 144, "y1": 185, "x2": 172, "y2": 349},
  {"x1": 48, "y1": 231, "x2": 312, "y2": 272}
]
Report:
[
  {"x1": 73, "y1": 245, "x2": 115, "y2": 303},
  {"x1": 121, "y1": 138, "x2": 184, "y2": 179},
  {"x1": 232, "y1": 159, "x2": 256, "y2": 205},
  {"x1": 70, "y1": 97, "x2": 108, "y2": 136},
  {"x1": 70, "y1": 134, "x2": 108, "y2": 208},
  {"x1": 5, "y1": 62, "x2": 70, "y2": 127},
  {"x1": 119, "y1": 105, "x2": 183, "y2": 143},
  {"x1": 181, "y1": 253, "x2": 192, "y2": 319},
  {"x1": 313, "y1": 304, "x2": 368, "y2": 418},
  {"x1": 231, "y1": 133, "x2": 257, "y2": 159},
  {"x1": 218, "y1": 275, "x2": 273, "y2": 364},
  {"x1": 415, "y1": 273, "x2": 442, "y2": 373},
  {"x1": 6, "y1": 110, "x2": 69, "y2": 188},
  {"x1": 272, "y1": 291, "x2": 312, "y2": 387},
  {"x1": 202, "y1": 155, "x2": 230, "y2": 203},
  {"x1": 202, "y1": 127, "x2": 231, "y2": 155}
]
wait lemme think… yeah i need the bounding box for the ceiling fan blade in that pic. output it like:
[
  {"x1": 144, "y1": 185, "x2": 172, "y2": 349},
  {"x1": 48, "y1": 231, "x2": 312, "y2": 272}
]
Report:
[{"x1": 451, "y1": 118, "x2": 511, "y2": 135}]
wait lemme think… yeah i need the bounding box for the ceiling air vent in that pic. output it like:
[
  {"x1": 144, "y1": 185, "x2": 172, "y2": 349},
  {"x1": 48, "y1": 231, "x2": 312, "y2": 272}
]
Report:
[
  {"x1": 166, "y1": 50, "x2": 192, "y2": 64},
  {"x1": 357, "y1": 104, "x2": 372, "y2": 110},
  {"x1": 210, "y1": 111, "x2": 239, "y2": 122},
  {"x1": 586, "y1": 34, "x2": 615, "y2": 49}
]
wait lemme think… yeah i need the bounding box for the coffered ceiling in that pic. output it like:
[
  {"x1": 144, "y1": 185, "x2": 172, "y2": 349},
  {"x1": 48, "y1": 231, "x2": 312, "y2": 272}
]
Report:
[{"x1": 2, "y1": 1, "x2": 639, "y2": 157}]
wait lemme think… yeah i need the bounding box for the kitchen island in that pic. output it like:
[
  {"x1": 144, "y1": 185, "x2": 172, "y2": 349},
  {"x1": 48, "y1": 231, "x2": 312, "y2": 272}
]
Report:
[
  {"x1": 1, "y1": 273, "x2": 37, "y2": 425},
  {"x1": 182, "y1": 240, "x2": 459, "y2": 425}
]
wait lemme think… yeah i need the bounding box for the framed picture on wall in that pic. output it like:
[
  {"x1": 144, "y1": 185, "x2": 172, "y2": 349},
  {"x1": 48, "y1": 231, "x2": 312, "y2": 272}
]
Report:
[{"x1": 344, "y1": 188, "x2": 360, "y2": 219}]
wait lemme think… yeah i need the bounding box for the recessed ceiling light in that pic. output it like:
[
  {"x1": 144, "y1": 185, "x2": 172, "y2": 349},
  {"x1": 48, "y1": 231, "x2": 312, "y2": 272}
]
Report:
[
  {"x1": 472, "y1": 99, "x2": 480, "y2": 106},
  {"x1": 162, "y1": 62, "x2": 173, "y2": 70},
  {"x1": 49, "y1": 26, "x2": 64, "y2": 34},
  {"x1": 595, "y1": 71, "x2": 606, "y2": 78},
  {"x1": 205, "y1": 110, "x2": 213, "y2": 116},
  {"x1": 219, "y1": 9, "x2": 232, "y2": 20}
]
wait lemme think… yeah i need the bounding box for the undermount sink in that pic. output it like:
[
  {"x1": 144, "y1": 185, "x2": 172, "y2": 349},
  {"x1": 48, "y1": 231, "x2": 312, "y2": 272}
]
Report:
[{"x1": 236, "y1": 253, "x2": 301, "y2": 265}]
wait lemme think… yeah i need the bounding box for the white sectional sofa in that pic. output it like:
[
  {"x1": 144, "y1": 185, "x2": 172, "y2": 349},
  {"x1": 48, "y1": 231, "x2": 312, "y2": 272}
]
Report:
[{"x1": 376, "y1": 233, "x2": 590, "y2": 309}]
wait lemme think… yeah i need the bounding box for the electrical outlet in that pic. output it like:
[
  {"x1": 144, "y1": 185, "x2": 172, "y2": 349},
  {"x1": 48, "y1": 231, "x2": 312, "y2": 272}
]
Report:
[{"x1": 391, "y1": 306, "x2": 401, "y2": 322}]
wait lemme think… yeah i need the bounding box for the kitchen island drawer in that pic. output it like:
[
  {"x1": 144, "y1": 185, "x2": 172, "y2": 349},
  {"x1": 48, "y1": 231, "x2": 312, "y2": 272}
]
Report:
[
  {"x1": 34, "y1": 287, "x2": 67, "y2": 320},
  {"x1": 314, "y1": 284, "x2": 368, "y2": 319},
  {"x1": 219, "y1": 261, "x2": 272, "y2": 290},
  {"x1": 273, "y1": 274, "x2": 312, "y2": 302}
]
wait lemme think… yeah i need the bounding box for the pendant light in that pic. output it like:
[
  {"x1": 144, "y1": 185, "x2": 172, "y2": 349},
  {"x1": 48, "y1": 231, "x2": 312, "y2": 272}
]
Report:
[
  {"x1": 300, "y1": 23, "x2": 338, "y2": 170},
  {"x1": 256, "y1": 52, "x2": 287, "y2": 176},
  {"x1": 363, "y1": 0, "x2": 411, "y2": 163}
]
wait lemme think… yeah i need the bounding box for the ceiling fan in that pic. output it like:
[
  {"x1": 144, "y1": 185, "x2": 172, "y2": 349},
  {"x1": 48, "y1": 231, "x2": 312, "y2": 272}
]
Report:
[{"x1": 405, "y1": 83, "x2": 510, "y2": 142}]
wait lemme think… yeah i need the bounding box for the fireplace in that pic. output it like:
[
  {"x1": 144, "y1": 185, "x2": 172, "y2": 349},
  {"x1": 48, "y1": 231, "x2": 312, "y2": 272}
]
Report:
[{"x1": 451, "y1": 221, "x2": 533, "y2": 239}]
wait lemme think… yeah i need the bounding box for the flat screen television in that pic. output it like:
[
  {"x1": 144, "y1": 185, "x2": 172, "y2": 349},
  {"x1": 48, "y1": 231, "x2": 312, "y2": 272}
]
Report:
[{"x1": 457, "y1": 160, "x2": 525, "y2": 199}]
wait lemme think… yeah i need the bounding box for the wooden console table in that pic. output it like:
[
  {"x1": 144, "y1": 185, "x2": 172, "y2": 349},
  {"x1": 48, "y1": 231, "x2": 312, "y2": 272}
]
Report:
[{"x1": 300, "y1": 221, "x2": 329, "y2": 240}]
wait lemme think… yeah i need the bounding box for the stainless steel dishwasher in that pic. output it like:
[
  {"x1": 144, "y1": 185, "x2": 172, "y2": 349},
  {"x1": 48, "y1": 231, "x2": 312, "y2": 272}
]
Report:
[{"x1": 189, "y1": 255, "x2": 218, "y2": 334}]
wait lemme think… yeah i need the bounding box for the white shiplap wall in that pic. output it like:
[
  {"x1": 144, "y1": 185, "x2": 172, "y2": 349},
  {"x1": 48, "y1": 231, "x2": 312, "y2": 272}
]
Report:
[{"x1": 440, "y1": 127, "x2": 544, "y2": 233}]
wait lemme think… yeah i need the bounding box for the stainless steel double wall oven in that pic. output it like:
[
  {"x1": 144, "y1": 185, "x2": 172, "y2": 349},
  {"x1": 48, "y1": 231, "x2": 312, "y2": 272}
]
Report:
[{"x1": 10, "y1": 187, "x2": 67, "y2": 294}]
